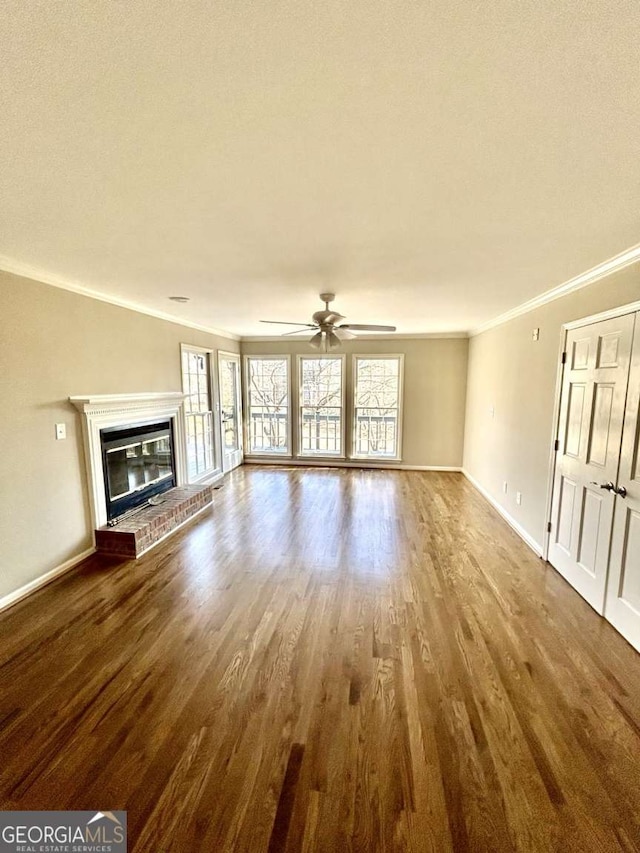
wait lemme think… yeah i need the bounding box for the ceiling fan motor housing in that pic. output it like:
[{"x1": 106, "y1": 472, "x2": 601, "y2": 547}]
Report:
[{"x1": 312, "y1": 309, "x2": 345, "y2": 325}]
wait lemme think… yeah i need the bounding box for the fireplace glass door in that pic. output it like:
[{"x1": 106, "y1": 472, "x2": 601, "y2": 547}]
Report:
[{"x1": 101, "y1": 422, "x2": 175, "y2": 519}]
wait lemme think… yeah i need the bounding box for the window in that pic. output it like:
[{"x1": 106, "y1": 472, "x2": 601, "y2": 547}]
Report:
[
  {"x1": 181, "y1": 346, "x2": 215, "y2": 479},
  {"x1": 299, "y1": 356, "x2": 344, "y2": 456},
  {"x1": 352, "y1": 355, "x2": 404, "y2": 460},
  {"x1": 246, "y1": 356, "x2": 291, "y2": 454}
]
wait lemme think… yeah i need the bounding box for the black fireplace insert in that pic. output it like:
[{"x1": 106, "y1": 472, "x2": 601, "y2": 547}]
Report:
[{"x1": 100, "y1": 420, "x2": 176, "y2": 521}]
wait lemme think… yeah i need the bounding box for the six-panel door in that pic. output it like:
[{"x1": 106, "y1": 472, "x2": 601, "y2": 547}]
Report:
[{"x1": 548, "y1": 314, "x2": 634, "y2": 613}]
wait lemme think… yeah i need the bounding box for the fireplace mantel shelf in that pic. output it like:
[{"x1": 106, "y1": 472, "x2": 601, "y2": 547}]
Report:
[{"x1": 70, "y1": 392, "x2": 186, "y2": 415}]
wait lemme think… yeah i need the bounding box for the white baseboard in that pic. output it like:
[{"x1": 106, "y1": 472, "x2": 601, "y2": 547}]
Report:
[
  {"x1": 396, "y1": 464, "x2": 462, "y2": 472},
  {"x1": 243, "y1": 457, "x2": 462, "y2": 473},
  {"x1": 461, "y1": 469, "x2": 543, "y2": 557},
  {"x1": 0, "y1": 546, "x2": 96, "y2": 614}
]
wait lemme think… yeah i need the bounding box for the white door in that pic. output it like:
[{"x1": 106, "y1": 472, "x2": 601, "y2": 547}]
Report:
[
  {"x1": 548, "y1": 314, "x2": 635, "y2": 613},
  {"x1": 604, "y1": 316, "x2": 640, "y2": 650},
  {"x1": 218, "y1": 352, "x2": 243, "y2": 472}
]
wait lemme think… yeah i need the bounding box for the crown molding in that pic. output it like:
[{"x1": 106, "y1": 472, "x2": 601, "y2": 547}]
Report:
[
  {"x1": 0, "y1": 255, "x2": 240, "y2": 341},
  {"x1": 470, "y1": 243, "x2": 640, "y2": 337},
  {"x1": 240, "y1": 331, "x2": 468, "y2": 343}
]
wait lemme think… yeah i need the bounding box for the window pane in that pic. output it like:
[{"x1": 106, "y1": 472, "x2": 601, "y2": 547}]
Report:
[
  {"x1": 299, "y1": 357, "x2": 343, "y2": 455},
  {"x1": 355, "y1": 358, "x2": 399, "y2": 409},
  {"x1": 247, "y1": 357, "x2": 290, "y2": 454},
  {"x1": 354, "y1": 407, "x2": 398, "y2": 456},
  {"x1": 353, "y1": 357, "x2": 402, "y2": 459}
]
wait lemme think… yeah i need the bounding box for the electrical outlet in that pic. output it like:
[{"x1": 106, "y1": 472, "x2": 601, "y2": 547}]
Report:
[
  {"x1": 55, "y1": 423, "x2": 66, "y2": 440},
  {"x1": 489, "y1": 405, "x2": 495, "y2": 418},
  {"x1": 532, "y1": 328, "x2": 540, "y2": 341},
  {"x1": 503, "y1": 481, "x2": 508, "y2": 494},
  {"x1": 516, "y1": 491, "x2": 522, "y2": 505}
]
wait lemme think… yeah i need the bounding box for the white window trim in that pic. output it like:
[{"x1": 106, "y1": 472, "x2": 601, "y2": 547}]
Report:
[
  {"x1": 243, "y1": 354, "x2": 293, "y2": 457},
  {"x1": 180, "y1": 343, "x2": 221, "y2": 482},
  {"x1": 350, "y1": 353, "x2": 405, "y2": 462},
  {"x1": 297, "y1": 353, "x2": 347, "y2": 459}
]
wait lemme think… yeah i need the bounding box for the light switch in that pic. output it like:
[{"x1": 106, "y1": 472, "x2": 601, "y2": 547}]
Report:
[{"x1": 55, "y1": 423, "x2": 66, "y2": 440}]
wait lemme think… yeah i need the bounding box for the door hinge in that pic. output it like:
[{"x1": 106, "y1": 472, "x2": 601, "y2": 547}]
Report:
[
  {"x1": 554, "y1": 439, "x2": 559, "y2": 452},
  {"x1": 547, "y1": 521, "x2": 552, "y2": 533},
  {"x1": 561, "y1": 351, "x2": 567, "y2": 364}
]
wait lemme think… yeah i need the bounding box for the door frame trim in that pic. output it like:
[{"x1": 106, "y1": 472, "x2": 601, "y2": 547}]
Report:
[{"x1": 542, "y1": 299, "x2": 640, "y2": 561}]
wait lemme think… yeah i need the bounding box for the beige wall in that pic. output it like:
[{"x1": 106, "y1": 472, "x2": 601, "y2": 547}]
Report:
[
  {"x1": 240, "y1": 337, "x2": 469, "y2": 468},
  {"x1": 463, "y1": 263, "x2": 640, "y2": 550},
  {"x1": 0, "y1": 271, "x2": 239, "y2": 601}
]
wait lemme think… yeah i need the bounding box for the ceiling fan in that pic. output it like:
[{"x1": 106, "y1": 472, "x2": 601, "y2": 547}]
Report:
[{"x1": 261, "y1": 293, "x2": 396, "y2": 351}]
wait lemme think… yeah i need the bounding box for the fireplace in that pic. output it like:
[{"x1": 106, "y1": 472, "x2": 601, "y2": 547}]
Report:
[
  {"x1": 70, "y1": 392, "x2": 188, "y2": 531},
  {"x1": 101, "y1": 420, "x2": 176, "y2": 521}
]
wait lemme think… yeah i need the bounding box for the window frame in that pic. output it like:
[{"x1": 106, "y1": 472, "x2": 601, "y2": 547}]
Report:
[
  {"x1": 297, "y1": 353, "x2": 346, "y2": 459},
  {"x1": 350, "y1": 353, "x2": 405, "y2": 462},
  {"x1": 180, "y1": 343, "x2": 219, "y2": 482},
  {"x1": 244, "y1": 354, "x2": 292, "y2": 457}
]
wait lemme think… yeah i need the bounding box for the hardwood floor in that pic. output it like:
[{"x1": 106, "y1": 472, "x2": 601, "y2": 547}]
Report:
[{"x1": 1, "y1": 466, "x2": 639, "y2": 852}]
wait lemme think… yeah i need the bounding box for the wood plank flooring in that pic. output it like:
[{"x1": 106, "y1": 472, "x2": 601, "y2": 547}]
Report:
[{"x1": 1, "y1": 466, "x2": 639, "y2": 851}]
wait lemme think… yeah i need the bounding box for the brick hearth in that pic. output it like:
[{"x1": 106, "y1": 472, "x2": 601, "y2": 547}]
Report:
[{"x1": 95, "y1": 484, "x2": 214, "y2": 558}]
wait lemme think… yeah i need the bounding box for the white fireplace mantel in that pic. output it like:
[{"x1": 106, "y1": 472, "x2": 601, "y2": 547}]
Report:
[{"x1": 70, "y1": 392, "x2": 188, "y2": 530}]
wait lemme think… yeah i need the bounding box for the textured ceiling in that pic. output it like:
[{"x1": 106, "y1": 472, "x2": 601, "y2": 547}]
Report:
[{"x1": 1, "y1": 1, "x2": 639, "y2": 335}]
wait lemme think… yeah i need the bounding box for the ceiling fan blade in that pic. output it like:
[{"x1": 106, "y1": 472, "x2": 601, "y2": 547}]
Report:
[
  {"x1": 333, "y1": 328, "x2": 357, "y2": 340},
  {"x1": 260, "y1": 320, "x2": 317, "y2": 327},
  {"x1": 281, "y1": 327, "x2": 318, "y2": 336},
  {"x1": 339, "y1": 324, "x2": 397, "y2": 332}
]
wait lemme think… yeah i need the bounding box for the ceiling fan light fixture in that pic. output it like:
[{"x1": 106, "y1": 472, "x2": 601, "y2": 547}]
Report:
[
  {"x1": 309, "y1": 331, "x2": 324, "y2": 350},
  {"x1": 327, "y1": 331, "x2": 341, "y2": 350}
]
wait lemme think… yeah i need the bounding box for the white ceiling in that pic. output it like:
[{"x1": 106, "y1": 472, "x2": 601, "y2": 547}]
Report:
[{"x1": 1, "y1": 1, "x2": 639, "y2": 336}]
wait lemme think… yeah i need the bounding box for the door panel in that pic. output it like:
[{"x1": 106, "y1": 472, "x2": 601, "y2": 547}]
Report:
[
  {"x1": 598, "y1": 333, "x2": 621, "y2": 368},
  {"x1": 619, "y1": 512, "x2": 640, "y2": 607},
  {"x1": 548, "y1": 314, "x2": 634, "y2": 613},
  {"x1": 605, "y1": 317, "x2": 640, "y2": 650},
  {"x1": 587, "y1": 384, "x2": 614, "y2": 466},
  {"x1": 556, "y1": 477, "x2": 576, "y2": 552},
  {"x1": 576, "y1": 489, "x2": 602, "y2": 575},
  {"x1": 565, "y1": 384, "x2": 586, "y2": 456},
  {"x1": 571, "y1": 337, "x2": 591, "y2": 369},
  {"x1": 218, "y1": 353, "x2": 243, "y2": 473}
]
